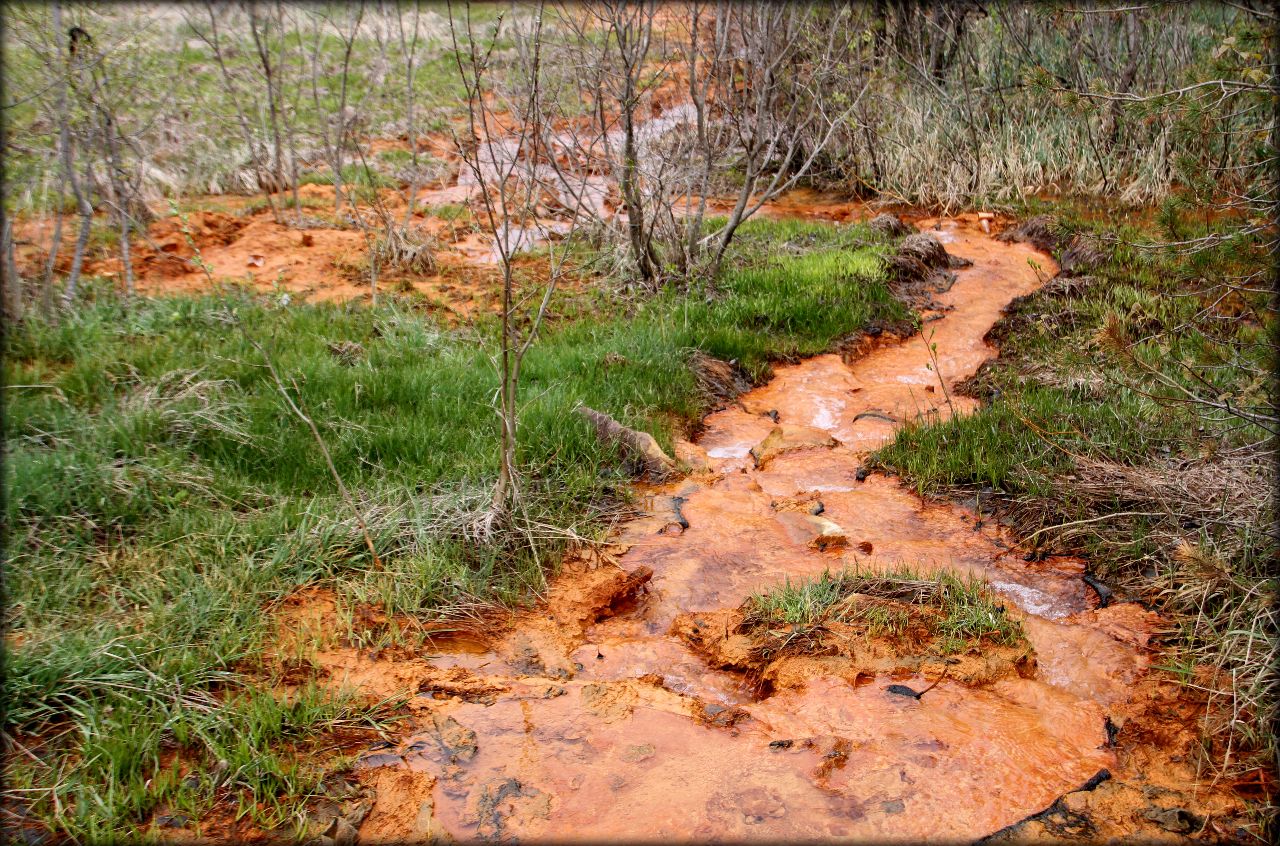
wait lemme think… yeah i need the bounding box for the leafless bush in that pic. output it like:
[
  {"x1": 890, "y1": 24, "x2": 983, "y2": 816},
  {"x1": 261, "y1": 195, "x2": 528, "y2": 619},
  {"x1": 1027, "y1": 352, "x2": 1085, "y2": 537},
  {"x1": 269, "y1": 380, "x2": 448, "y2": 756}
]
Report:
[
  {"x1": 369, "y1": 225, "x2": 437, "y2": 276},
  {"x1": 449, "y1": 0, "x2": 588, "y2": 533}
]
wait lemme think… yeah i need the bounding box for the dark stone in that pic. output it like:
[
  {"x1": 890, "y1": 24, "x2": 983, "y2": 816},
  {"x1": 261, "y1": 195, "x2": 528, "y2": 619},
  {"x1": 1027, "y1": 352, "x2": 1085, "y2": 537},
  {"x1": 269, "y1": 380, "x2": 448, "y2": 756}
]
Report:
[
  {"x1": 886, "y1": 684, "x2": 922, "y2": 699},
  {"x1": 1083, "y1": 574, "x2": 1114, "y2": 608},
  {"x1": 1103, "y1": 717, "x2": 1119, "y2": 750}
]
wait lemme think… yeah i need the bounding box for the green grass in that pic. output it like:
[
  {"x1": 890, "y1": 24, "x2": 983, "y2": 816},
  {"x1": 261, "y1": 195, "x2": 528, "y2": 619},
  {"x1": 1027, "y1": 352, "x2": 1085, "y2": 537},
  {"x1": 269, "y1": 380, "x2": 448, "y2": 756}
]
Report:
[
  {"x1": 3, "y1": 219, "x2": 903, "y2": 840},
  {"x1": 5, "y1": 681, "x2": 395, "y2": 840},
  {"x1": 743, "y1": 565, "x2": 1025, "y2": 653}
]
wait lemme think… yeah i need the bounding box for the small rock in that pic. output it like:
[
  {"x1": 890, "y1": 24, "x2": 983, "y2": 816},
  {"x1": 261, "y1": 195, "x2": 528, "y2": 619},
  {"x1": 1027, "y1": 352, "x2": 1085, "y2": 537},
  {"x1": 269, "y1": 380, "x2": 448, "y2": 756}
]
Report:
[
  {"x1": 881, "y1": 799, "x2": 905, "y2": 815},
  {"x1": 578, "y1": 406, "x2": 677, "y2": 481},
  {"x1": 309, "y1": 799, "x2": 343, "y2": 828},
  {"x1": 750, "y1": 424, "x2": 837, "y2": 468},
  {"x1": 701, "y1": 702, "x2": 750, "y2": 728}
]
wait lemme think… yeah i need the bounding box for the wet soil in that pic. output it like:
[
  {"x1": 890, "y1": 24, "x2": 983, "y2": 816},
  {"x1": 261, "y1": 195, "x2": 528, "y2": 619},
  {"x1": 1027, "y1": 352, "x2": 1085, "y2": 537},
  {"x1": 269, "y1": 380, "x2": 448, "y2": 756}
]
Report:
[{"x1": 264, "y1": 221, "x2": 1249, "y2": 842}]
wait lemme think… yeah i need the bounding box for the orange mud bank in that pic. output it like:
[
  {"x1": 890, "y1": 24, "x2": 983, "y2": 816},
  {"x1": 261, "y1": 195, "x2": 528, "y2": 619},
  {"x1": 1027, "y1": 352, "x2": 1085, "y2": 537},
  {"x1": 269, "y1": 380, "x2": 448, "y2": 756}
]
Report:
[
  {"x1": 11, "y1": 182, "x2": 526, "y2": 320},
  {"x1": 253, "y1": 222, "x2": 1249, "y2": 843}
]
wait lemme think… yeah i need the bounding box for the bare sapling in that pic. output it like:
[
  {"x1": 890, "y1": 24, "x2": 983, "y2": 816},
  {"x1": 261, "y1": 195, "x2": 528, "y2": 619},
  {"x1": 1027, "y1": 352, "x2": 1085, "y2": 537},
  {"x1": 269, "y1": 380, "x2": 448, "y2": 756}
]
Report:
[
  {"x1": 73, "y1": 31, "x2": 142, "y2": 299},
  {"x1": 304, "y1": 2, "x2": 367, "y2": 218},
  {"x1": 189, "y1": 3, "x2": 284, "y2": 221},
  {"x1": 392, "y1": 1, "x2": 427, "y2": 232},
  {"x1": 548, "y1": 1, "x2": 670, "y2": 285},
  {"x1": 60, "y1": 18, "x2": 95, "y2": 310},
  {"x1": 449, "y1": 0, "x2": 583, "y2": 537},
  {"x1": 246, "y1": 1, "x2": 295, "y2": 214}
]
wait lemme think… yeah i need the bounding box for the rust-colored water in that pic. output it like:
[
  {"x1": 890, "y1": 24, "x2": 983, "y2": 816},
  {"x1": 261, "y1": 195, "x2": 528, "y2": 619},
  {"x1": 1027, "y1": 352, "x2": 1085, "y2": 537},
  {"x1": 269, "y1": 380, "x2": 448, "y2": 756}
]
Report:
[{"x1": 291, "y1": 220, "x2": 1242, "y2": 844}]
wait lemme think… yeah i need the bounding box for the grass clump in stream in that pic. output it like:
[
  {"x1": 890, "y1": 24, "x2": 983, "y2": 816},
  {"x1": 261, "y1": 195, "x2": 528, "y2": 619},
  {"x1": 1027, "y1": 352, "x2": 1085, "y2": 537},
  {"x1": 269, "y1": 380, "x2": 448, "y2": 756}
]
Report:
[
  {"x1": 2, "y1": 220, "x2": 903, "y2": 840},
  {"x1": 743, "y1": 565, "x2": 1025, "y2": 655}
]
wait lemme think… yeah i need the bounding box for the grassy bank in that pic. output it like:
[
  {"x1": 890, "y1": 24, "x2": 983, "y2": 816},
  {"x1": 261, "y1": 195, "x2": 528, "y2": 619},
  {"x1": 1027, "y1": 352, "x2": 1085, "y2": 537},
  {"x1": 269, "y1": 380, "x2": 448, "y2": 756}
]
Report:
[
  {"x1": 873, "y1": 205, "x2": 1276, "y2": 809},
  {"x1": 2, "y1": 218, "x2": 904, "y2": 839}
]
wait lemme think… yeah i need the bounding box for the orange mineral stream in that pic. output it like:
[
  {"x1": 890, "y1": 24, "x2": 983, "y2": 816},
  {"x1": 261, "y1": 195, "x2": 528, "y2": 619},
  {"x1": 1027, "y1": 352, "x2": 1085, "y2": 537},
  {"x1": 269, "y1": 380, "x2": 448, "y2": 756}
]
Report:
[{"x1": 296, "y1": 220, "x2": 1224, "y2": 842}]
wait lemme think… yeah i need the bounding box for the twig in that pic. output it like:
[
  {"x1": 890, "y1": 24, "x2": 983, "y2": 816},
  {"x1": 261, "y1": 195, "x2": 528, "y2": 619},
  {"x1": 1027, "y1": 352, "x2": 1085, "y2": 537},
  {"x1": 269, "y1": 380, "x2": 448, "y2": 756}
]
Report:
[
  {"x1": 1021, "y1": 510, "x2": 1166, "y2": 544},
  {"x1": 923, "y1": 326, "x2": 955, "y2": 416}
]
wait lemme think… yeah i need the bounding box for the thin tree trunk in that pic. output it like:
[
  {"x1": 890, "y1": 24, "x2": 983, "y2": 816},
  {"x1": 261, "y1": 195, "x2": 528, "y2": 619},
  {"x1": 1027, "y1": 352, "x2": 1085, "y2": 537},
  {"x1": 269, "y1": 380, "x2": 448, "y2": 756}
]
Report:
[
  {"x1": 3, "y1": 217, "x2": 25, "y2": 322},
  {"x1": 249, "y1": 2, "x2": 287, "y2": 206},
  {"x1": 398, "y1": 3, "x2": 423, "y2": 230},
  {"x1": 58, "y1": 0, "x2": 96, "y2": 310},
  {"x1": 615, "y1": 7, "x2": 658, "y2": 286},
  {"x1": 118, "y1": 207, "x2": 134, "y2": 298},
  {"x1": 64, "y1": 190, "x2": 92, "y2": 309},
  {"x1": 63, "y1": 130, "x2": 94, "y2": 309},
  {"x1": 275, "y1": 1, "x2": 303, "y2": 225},
  {"x1": 44, "y1": 0, "x2": 71, "y2": 315},
  {"x1": 197, "y1": 3, "x2": 280, "y2": 220},
  {"x1": 93, "y1": 93, "x2": 135, "y2": 298}
]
